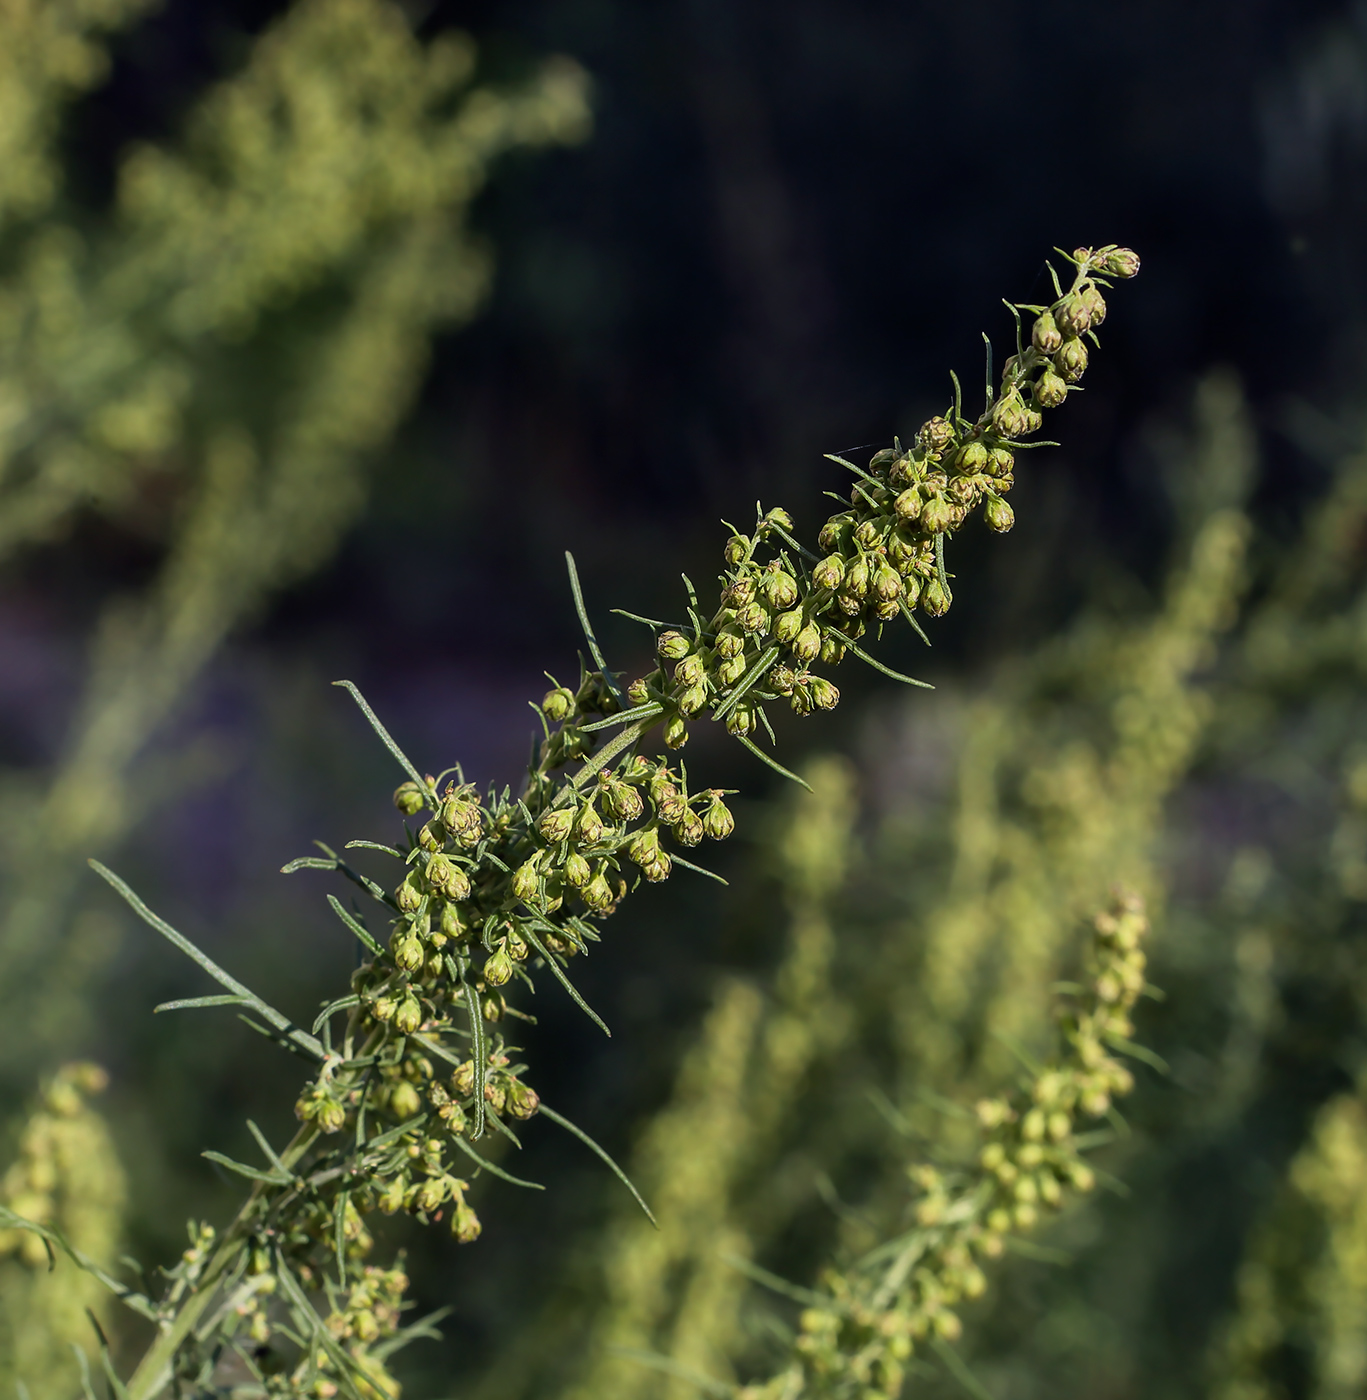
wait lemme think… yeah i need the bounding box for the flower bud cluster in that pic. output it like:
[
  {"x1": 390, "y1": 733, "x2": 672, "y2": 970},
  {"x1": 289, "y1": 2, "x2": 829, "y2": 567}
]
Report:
[{"x1": 748, "y1": 890, "x2": 1151, "y2": 1400}]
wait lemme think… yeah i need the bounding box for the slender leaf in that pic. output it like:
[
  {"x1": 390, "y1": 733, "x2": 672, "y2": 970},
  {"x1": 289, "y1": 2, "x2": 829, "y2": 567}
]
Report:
[
  {"x1": 731, "y1": 733, "x2": 813, "y2": 791},
  {"x1": 564, "y1": 551, "x2": 627, "y2": 711},
  {"x1": 539, "y1": 1103, "x2": 656, "y2": 1227},
  {"x1": 344, "y1": 840, "x2": 403, "y2": 858},
  {"x1": 0, "y1": 1206, "x2": 156, "y2": 1320},
  {"x1": 608, "y1": 1349, "x2": 731, "y2": 1398},
  {"x1": 462, "y1": 979, "x2": 487, "y2": 1140},
  {"x1": 202, "y1": 1150, "x2": 292, "y2": 1186},
  {"x1": 153, "y1": 994, "x2": 248, "y2": 1014},
  {"x1": 578, "y1": 701, "x2": 665, "y2": 735},
  {"x1": 839, "y1": 636, "x2": 934, "y2": 689},
  {"x1": 520, "y1": 924, "x2": 611, "y2": 1037},
  {"x1": 930, "y1": 1336, "x2": 997, "y2": 1400},
  {"x1": 667, "y1": 853, "x2": 729, "y2": 886},
  {"x1": 712, "y1": 644, "x2": 780, "y2": 724},
  {"x1": 447, "y1": 1132, "x2": 544, "y2": 1189},
  {"x1": 719, "y1": 1253, "x2": 826, "y2": 1307},
  {"x1": 332, "y1": 680, "x2": 429, "y2": 796}
]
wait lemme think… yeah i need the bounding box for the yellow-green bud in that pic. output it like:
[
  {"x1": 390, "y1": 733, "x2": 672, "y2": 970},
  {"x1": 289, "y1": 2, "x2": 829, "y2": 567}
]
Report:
[
  {"x1": 643, "y1": 852, "x2": 672, "y2": 882},
  {"x1": 394, "y1": 997, "x2": 423, "y2": 1037},
  {"x1": 922, "y1": 576, "x2": 950, "y2": 617},
  {"x1": 440, "y1": 901, "x2": 468, "y2": 939},
  {"x1": 846, "y1": 556, "x2": 870, "y2": 596},
  {"x1": 992, "y1": 388, "x2": 1032, "y2": 438},
  {"x1": 873, "y1": 561, "x2": 902, "y2": 603},
  {"x1": 626, "y1": 825, "x2": 661, "y2": 867},
  {"x1": 817, "y1": 516, "x2": 848, "y2": 552},
  {"x1": 715, "y1": 626, "x2": 745, "y2": 660},
  {"x1": 792, "y1": 621, "x2": 821, "y2": 662},
  {"x1": 677, "y1": 680, "x2": 710, "y2": 716},
  {"x1": 921, "y1": 495, "x2": 954, "y2": 534},
  {"x1": 393, "y1": 931, "x2": 424, "y2": 971},
  {"x1": 414, "y1": 1176, "x2": 448, "y2": 1213},
  {"x1": 452, "y1": 1198, "x2": 481, "y2": 1243},
  {"x1": 1099, "y1": 246, "x2": 1140, "y2": 278},
  {"x1": 703, "y1": 793, "x2": 734, "y2": 840},
  {"x1": 600, "y1": 777, "x2": 643, "y2": 822},
  {"x1": 674, "y1": 808, "x2": 704, "y2": 847},
  {"x1": 774, "y1": 608, "x2": 803, "y2": 646},
  {"x1": 390, "y1": 1078, "x2": 422, "y2": 1117},
  {"x1": 451, "y1": 1061, "x2": 476, "y2": 1097},
  {"x1": 511, "y1": 861, "x2": 539, "y2": 903},
  {"x1": 627, "y1": 677, "x2": 650, "y2": 704},
  {"x1": 663, "y1": 713, "x2": 689, "y2": 749},
  {"x1": 1080, "y1": 285, "x2": 1106, "y2": 325},
  {"x1": 1055, "y1": 337, "x2": 1088, "y2": 382},
  {"x1": 542, "y1": 686, "x2": 576, "y2": 721},
  {"x1": 419, "y1": 821, "x2": 444, "y2": 854},
  {"x1": 893, "y1": 486, "x2": 922, "y2": 522},
  {"x1": 868, "y1": 447, "x2": 899, "y2": 471},
  {"x1": 426, "y1": 854, "x2": 471, "y2": 901},
  {"x1": 506, "y1": 1078, "x2": 540, "y2": 1119},
  {"x1": 564, "y1": 850, "x2": 592, "y2": 887},
  {"x1": 481, "y1": 992, "x2": 505, "y2": 1021},
  {"x1": 1055, "y1": 293, "x2": 1093, "y2": 336},
  {"x1": 764, "y1": 506, "x2": 794, "y2": 529},
  {"x1": 378, "y1": 1176, "x2": 408, "y2": 1214},
  {"x1": 674, "y1": 653, "x2": 706, "y2": 686},
  {"x1": 583, "y1": 870, "x2": 616, "y2": 911},
  {"x1": 393, "y1": 782, "x2": 426, "y2": 816},
  {"x1": 1034, "y1": 369, "x2": 1068, "y2": 408},
  {"x1": 737, "y1": 600, "x2": 769, "y2": 633},
  {"x1": 918, "y1": 416, "x2": 954, "y2": 452},
  {"x1": 726, "y1": 702, "x2": 759, "y2": 736},
  {"x1": 396, "y1": 873, "x2": 423, "y2": 914},
  {"x1": 1031, "y1": 311, "x2": 1063, "y2": 354},
  {"x1": 812, "y1": 554, "x2": 845, "y2": 590},
  {"x1": 657, "y1": 630, "x2": 691, "y2": 660},
  {"x1": 724, "y1": 534, "x2": 749, "y2": 565},
  {"x1": 954, "y1": 440, "x2": 989, "y2": 474},
  {"x1": 717, "y1": 654, "x2": 746, "y2": 686},
  {"x1": 537, "y1": 807, "x2": 575, "y2": 844},
  {"x1": 762, "y1": 565, "x2": 798, "y2": 609},
  {"x1": 808, "y1": 677, "x2": 839, "y2": 711},
  {"x1": 853, "y1": 518, "x2": 882, "y2": 547},
  {"x1": 984, "y1": 496, "x2": 1015, "y2": 533},
  {"x1": 986, "y1": 444, "x2": 1015, "y2": 477},
  {"x1": 819, "y1": 635, "x2": 846, "y2": 665},
  {"x1": 483, "y1": 946, "x2": 514, "y2": 987}
]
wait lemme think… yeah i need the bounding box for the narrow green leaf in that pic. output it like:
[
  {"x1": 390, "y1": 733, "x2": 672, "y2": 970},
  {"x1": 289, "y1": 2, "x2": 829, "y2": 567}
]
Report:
[
  {"x1": 201, "y1": 1150, "x2": 292, "y2": 1185},
  {"x1": 520, "y1": 924, "x2": 611, "y2": 1038},
  {"x1": 462, "y1": 979, "x2": 487, "y2": 1141},
  {"x1": 539, "y1": 1103, "x2": 656, "y2": 1227},
  {"x1": 564, "y1": 552, "x2": 628, "y2": 712},
  {"x1": 1103, "y1": 1032, "x2": 1170, "y2": 1074},
  {"x1": 839, "y1": 636, "x2": 934, "y2": 689},
  {"x1": 90, "y1": 862, "x2": 325, "y2": 1061},
  {"x1": 578, "y1": 701, "x2": 665, "y2": 734},
  {"x1": 608, "y1": 1349, "x2": 731, "y2": 1398},
  {"x1": 332, "y1": 680, "x2": 429, "y2": 796},
  {"x1": 446, "y1": 1133, "x2": 544, "y2": 1190},
  {"x1": 72, "y1": 1345, "x2": 99, "y2": 1400},
  {"x1": 280, "y1": 856, "x2": 338, "y2": 873},
  {"x1": 712, "y1": 644, "x2": 779, "y2": 724},
  {"x1": 0, "y1": 1207, "x2": 156, "y2": 1320},
  {"x1": 718, "y1": 1253, "x2": 826, "y2": 1307},
  {"x1": 344, "y1": 840, "x2": 403, "y2": 858},
  {"x1": 667, "y1": 853, "x2": 729, "y2": 886},
  {"x1": 930, "y1": 1335, "x2": 997, "y2": 1400},
  {"x1": 246, "y1": 1121, "x2": 290, "y2": 1177},
  {"x1": 153, "y1": 995, "x2": 247, "y2": 1014},
  {"x1": 312, "y1": 994, "x2": 361, "y2": 1035},
  {"x1": 731, "y1": 733, "x2": 813, "y2": 791},
  {"x1": 326, "y1": 896, "x2": 383, "y2": 958}
]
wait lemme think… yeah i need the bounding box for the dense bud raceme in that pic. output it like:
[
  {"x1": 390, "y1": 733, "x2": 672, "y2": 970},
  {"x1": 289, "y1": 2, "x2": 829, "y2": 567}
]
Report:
[{"x1": 78, "y1": 243, "x2": 1136, "y2": 1398}]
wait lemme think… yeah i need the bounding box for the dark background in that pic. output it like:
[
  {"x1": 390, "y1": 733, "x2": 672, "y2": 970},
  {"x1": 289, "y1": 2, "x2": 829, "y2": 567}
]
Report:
[{"x1": 7, "y1": 0, "x2": 1367, "y2": 1390}]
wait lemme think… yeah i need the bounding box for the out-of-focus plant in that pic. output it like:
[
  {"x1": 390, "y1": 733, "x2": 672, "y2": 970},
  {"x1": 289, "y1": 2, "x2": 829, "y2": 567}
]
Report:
[
  {"x1": 0, "y1": 0, "x2": 591, "y2": 1069},
  {"x1": 0, "y1": 247, "x2": 1138, "y2": 1395}
]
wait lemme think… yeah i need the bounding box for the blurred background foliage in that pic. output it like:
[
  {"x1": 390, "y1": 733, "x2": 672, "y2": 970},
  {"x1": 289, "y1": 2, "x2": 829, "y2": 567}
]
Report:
[{"x1": 3, "y1": 0, "x2": 1367, "y2": 1397}]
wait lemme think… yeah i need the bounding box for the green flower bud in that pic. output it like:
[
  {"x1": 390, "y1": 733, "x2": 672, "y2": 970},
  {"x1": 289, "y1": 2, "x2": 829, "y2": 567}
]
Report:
[
  {"x1": 1055, "y1": 293, "x2": 1092, "y2": 336},
  {"x1": 643, "y1": 853, "x2": 672, "y2": 882},
  {"x1": 451, "y1": 1061, "x2": 476, "y2": 1097},
  {"x1": 1054, "y1": 337, "x2": 1088, "y2": 382},
  {"x1": 511, "y1": 861, "x2": 539, "y2": 903},
  {"x1": 677, "y1": 680, "x2": 710, "y2": 716},
  {"x1": 917, "y1": 416, "x2": 954, "y2": 452},
  {"x1": 542, "y1": 686, "x2": 576, "y2": 721},
  {"x1": 1034, "y1": 369, "x2": 1068, "y2": 408},
  {"x1": 558, "y1": 850, "x2": 589, "y2": 888},
  {"x1": 674, "y1": 653, "x2": 706, "y2": 686},
  {"x1": 393, "y1": 782, "x2": 426, "y2": 816},
  {"x1": 846, "y1": 556, "x2": 870, "y2": 597},
  {"x1": 438, "y1": 901, "x2": 467, "y2": 940},
  {"x1": 954, "y1": 440, "x2": 989, "y2": 474},
  {"x1": 893, "y1": 486, "x2": 922, "y2": 522},
  {"x1": 452, "y1": 1197, "x2": 482, "y2": 1244},
  {"x1": 394, "y1": 996, "x2": 423, "y2": 1037},
  {"x1": 726, "y1": 702, "x2": 759, "y2": 737},
  {"x1": 817, "y1": 515, "x2": 849, "y2": 552},
  {"x1": 418, "y1": 821, "x2": 444, "y2": 854},
  {"x1": 390, "y1": 1077, "x2": 422, "y2": 1116},
  {"x1": 873, "y1": 561, "x2": 902, "y2": 603},
  {"x1": 1031, "y1": 311, "x2": 1063, "y2": 354},
  {"x1": 761, "y1": 564, "x2": 798, "y2": 609},
  {"x1": 537, "y1": 806, "x2": 575, "y2": 844},
  {"x1": 378, "y1": 1176, "x2": 408, "y2": 1214},
  {"x1": 715, "y1": 625, "x2": 745, "y2": 660},
  {"x1": 774, "y1": 607, "x2": 804, "y2": 645},
  {"x1": 921, "y1": 495, "x2": 955, "y2": 534},
  {"x1": 663, "y1": 713, "x2": 689, "y2": 749},
  {"x1": 737, "y1": 600, "x2": 769, "y2": 634},
  {"x1": 984, "y1": 496, "x2": 1015, "y2": 533},
  {"x1": 651, "y1": 780, "x2": 687, "y2": 824},
  {"x1": 922, "y1": 576, "x2": 951, "y2": 617},
  {"x1": 769, "y1": 663, "x2": 796, "y2": 694},
  {"x1": 656, "y1": 630, "x2": 691, "y2": 660},
  {"x1": 792, "y1": 621, "x2": 822, "y2": 662},
  {"x1": 483, "y1": 946, "x2": 514, "y2": 988},
  {"x1": 426, "y1": 854, "x2": 471, "y2": 901},
  {"x1": 414, "y1": 1175, "x2": 448, "y2": 1213},
  {"x1": 819, "y1": 635, "x2": 846, "y2": 665},
  {"x1": 626, "y1": 825, "x2": 661, "y2": 867},
  {"x1": 992, "y1": 388, "x2": 1032, "y2": 438},
  {"x1": 481, "y1": 992, "x2": 505, "y2": 1021},
  {"x1": 812, "y1": 554, "x2": 845, "y2": 589},
  {"x1": 808, "y1": 677, "x2": 840, "y2": 711},
  {"x1": 986, "y1": 444, "x2": 1015, "y2": 477},
  {"x1": 393, "y1": 931, "x2": 424, "y2": 971},
  {"x1": 1099, "y1": 246, "x2": 1140, "y2": 278},
  {"x1": 724, "y1": 534, "x2": 749, "y2": 565},
  {"x1": 868, "y1": 447, "x2": 900, "y2": 471},
  {"x1": 764, "y1": 506, "x2": 794, "y2": 530},
  {"x1": 627, "y1": 678, "x2": 650, "y2": 705},
  {"x1": 582, "y1": 868, "x2": 613, "y2": 912},
  {"x1": 674, "y1": 808, "x2": 704, "y2": 847},
  {"x1": 600, "y1": 777, "x2": 643, "y2": 822},
  {"x1": 717, "y1": 654, "x2": 747, "y2": 686},
  {"x1": 396, "y1": 873, "x2": 423, "y2": 914},
  {"x1": 438, "y1": 1099, "x2": 468, "y2": 1132},
  {"x1": 853, "y1": 519, "x2": 882, "y2": 548},
  {"x1": 703, "y1": 794, "x2": 735, "y2": 840},
  {"x1": 1080, "y1": 285, "x2": 1106, "y2": 326},
  {"x1": 506, "y1": 1078, "x2": 540, "y2": 1120}
]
